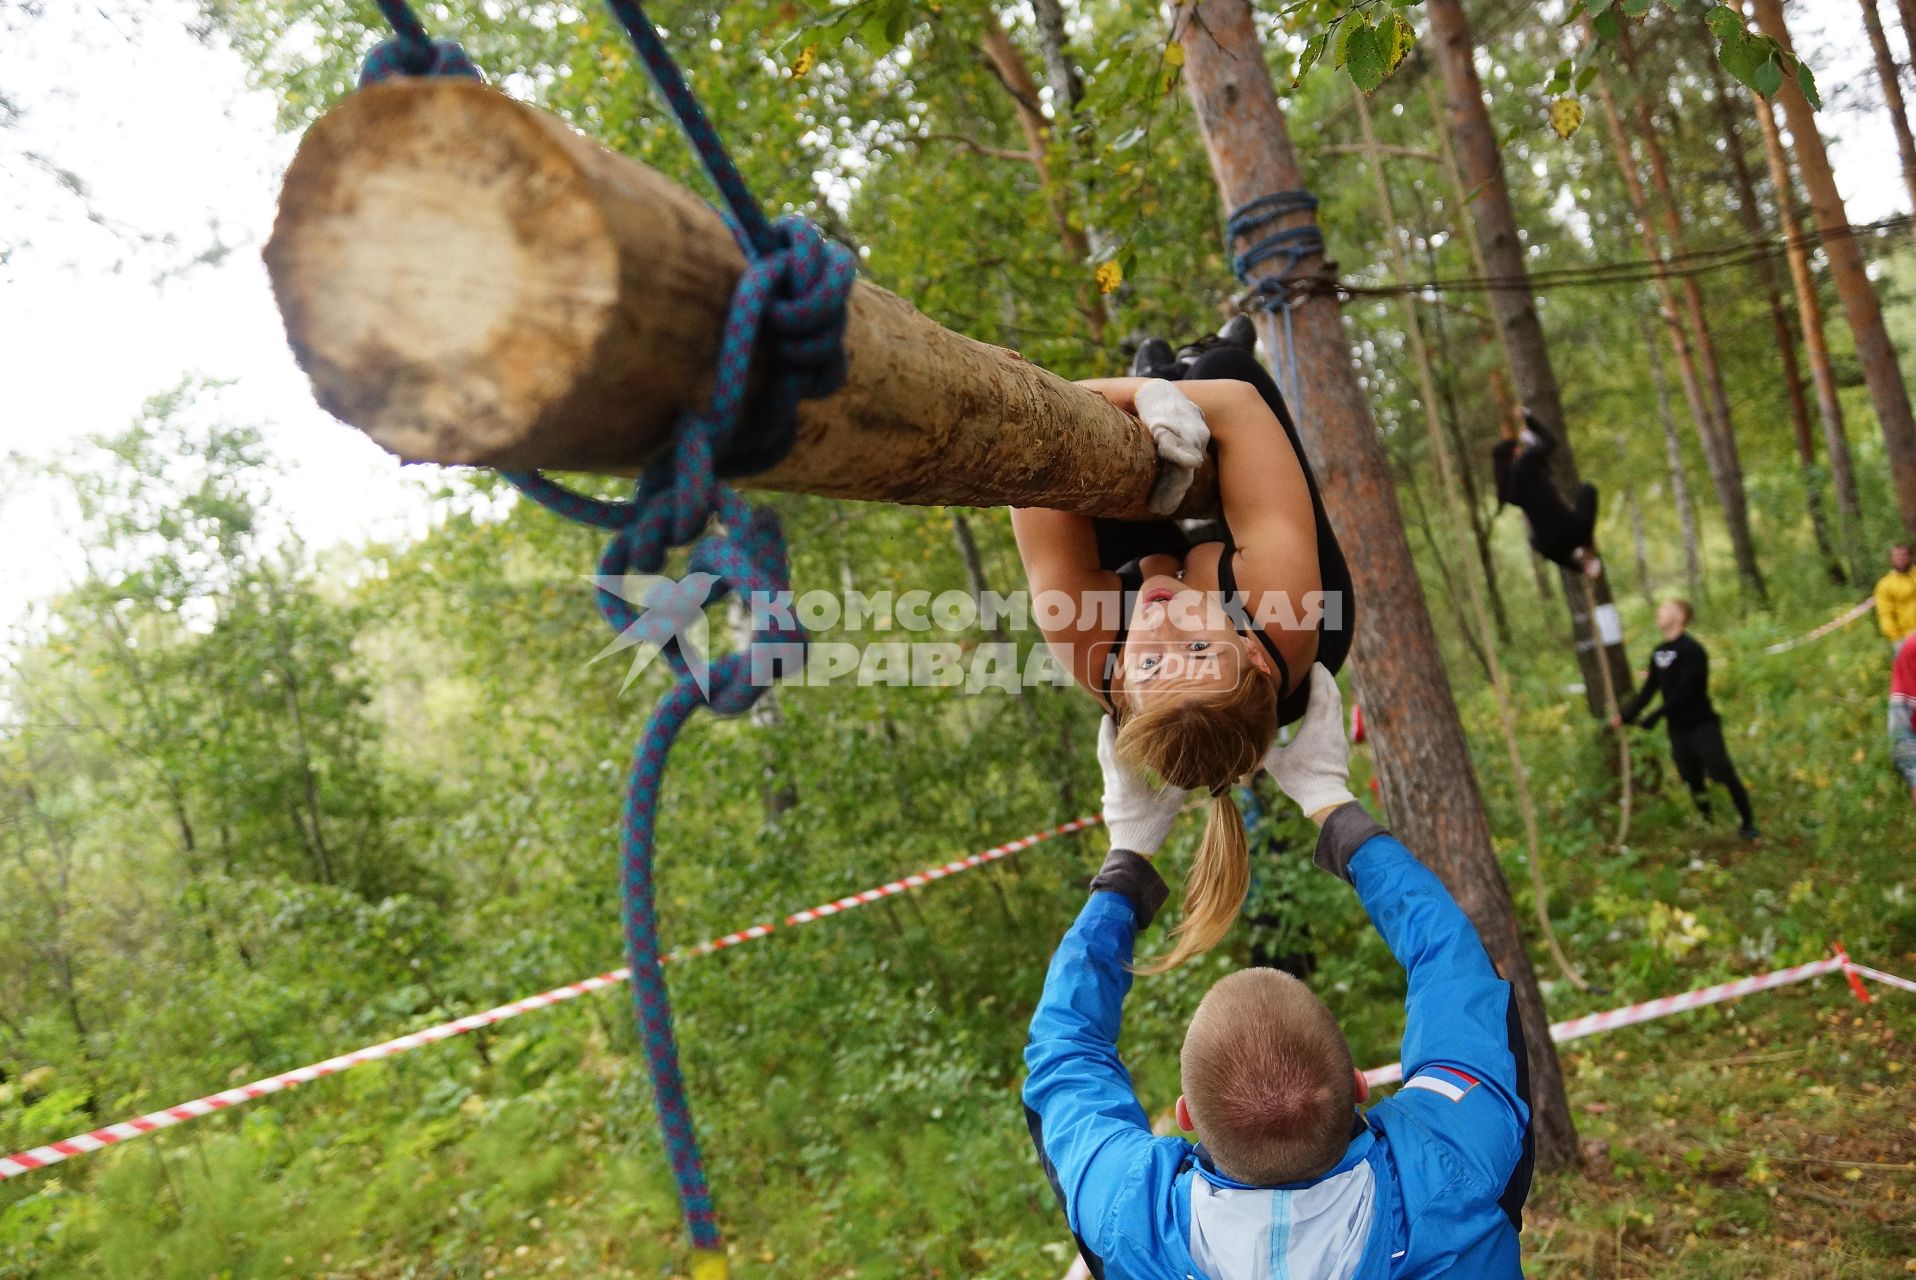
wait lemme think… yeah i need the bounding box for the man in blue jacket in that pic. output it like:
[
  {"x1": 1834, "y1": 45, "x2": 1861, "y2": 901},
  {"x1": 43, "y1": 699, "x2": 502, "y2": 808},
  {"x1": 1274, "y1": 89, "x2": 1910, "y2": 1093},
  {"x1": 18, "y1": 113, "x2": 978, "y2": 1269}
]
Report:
[{"x1": 1024, "y1": 666, "x2": 1532, "y2": 1279}]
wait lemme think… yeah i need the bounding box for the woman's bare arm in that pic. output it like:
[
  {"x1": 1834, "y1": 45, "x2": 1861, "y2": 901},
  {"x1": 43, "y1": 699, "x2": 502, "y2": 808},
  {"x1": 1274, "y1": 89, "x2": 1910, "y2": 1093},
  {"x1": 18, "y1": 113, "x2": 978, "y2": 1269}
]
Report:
[{"x1": 1010, "y1": 507, "x2": 1101, "y2": 589}]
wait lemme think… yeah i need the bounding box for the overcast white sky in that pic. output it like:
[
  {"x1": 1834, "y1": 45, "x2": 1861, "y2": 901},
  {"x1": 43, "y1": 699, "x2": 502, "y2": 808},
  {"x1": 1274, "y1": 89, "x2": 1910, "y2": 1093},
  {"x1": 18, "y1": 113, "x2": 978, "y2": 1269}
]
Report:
[{"x1": 0, "y1": 0, "x2": 1906, "y2": 634}]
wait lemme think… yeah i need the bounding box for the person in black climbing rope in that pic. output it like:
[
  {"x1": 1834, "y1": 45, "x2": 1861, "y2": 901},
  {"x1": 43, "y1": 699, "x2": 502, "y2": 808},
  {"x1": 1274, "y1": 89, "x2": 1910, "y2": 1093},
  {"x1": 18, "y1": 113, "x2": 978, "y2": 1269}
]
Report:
[
  {"x1": 1024, "y1": 667, "x2": 1533, "y2": 1280},
  {"x1": 1010, "y1": 317, "x2": 1354, "y2": 973},
  {"x1": 1609, "y1": 598, "x2": 1759, "y2": 840},
  {"x1": 1491, "y1": 406, "x2": 1602, "y2": 579}
]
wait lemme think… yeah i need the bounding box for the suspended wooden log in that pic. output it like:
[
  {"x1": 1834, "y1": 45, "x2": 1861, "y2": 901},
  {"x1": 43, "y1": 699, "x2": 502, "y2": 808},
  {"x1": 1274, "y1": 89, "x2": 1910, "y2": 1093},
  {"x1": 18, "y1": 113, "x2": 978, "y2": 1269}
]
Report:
[{"x1": 263, "y1": 79, "x2": 1213, "y2": 520}]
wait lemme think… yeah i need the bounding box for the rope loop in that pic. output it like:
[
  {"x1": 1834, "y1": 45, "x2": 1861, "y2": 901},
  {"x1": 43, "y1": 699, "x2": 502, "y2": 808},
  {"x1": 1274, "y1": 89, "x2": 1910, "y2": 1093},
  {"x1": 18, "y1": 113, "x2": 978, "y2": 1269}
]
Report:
[
  {"x1": 1225, "y1": 189, "x2": 1325, "y2": 312},
  {"x1": 1224, "y1": 189, "x2": 1326, "y2": 415}
]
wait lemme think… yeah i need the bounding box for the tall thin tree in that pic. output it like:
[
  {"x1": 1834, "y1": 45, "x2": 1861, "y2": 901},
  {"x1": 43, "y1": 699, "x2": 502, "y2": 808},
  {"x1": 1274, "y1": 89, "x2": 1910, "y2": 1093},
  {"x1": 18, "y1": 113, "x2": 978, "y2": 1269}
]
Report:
[
  {"x1": 1703, "y1": 47, "x2": 1844, "y2": 580},
  {"x1": 1643, "y1": 315, "x2": 1707, "y2": 603},
  {"x1": 1861, "y1": 0, "x2": 1916, "y2": 249},
  {"x1": 1752, "y1": 0, "x2": 1916, "y2": 538},
  {"x1": 1171, "y1": 0, "x2": 1577, "y2": 1169},
  {"x1": 1752, "y1": 89, "x2": 1865, "y2": 574},
  {"x1": 1611, "y1": 23, "x2": 1763, "y2": 600},
  {"x1": 1591, "y1": 69, "x2": 1762, "y2": 595}
]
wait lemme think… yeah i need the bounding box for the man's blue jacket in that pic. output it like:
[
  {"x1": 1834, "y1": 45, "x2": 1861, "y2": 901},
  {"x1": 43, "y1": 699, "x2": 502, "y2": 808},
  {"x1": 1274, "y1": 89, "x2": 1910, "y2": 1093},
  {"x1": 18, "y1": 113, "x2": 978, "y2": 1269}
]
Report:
[{"x1": 1023, "y1": 805, "x2": 1531, "y2": 1280}]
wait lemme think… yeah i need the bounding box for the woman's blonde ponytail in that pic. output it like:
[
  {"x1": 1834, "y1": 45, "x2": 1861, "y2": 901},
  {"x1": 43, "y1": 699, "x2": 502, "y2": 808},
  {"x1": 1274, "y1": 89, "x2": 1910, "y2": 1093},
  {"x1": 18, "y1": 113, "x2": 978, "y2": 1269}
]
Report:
[
  {"x1": 1137, "y1": 791, "x2": 1250, "y2": 974},
  {"x1": 1114, "y1": 664, "x2": 1278, "y2": 972}
]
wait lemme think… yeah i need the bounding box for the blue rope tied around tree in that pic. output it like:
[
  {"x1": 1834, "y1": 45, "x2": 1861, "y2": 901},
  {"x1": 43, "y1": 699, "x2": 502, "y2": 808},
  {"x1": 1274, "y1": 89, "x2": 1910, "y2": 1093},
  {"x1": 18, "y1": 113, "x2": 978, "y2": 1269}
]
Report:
[
  {"x1": 1226, "y1": 190, "x2": 1324, "y2": 416},
  {"x1": 360, "y1": 0, "x2": 855, "y2": 1258}
]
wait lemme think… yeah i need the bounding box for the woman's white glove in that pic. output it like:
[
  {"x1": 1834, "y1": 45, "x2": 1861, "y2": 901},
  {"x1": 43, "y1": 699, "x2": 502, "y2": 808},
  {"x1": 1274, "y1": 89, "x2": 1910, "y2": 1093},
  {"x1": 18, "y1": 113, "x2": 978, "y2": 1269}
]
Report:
[
  {"x1": 1097, "y1": 715, "x2": 1191, "y2": 855},
  {"x1": 1136, "y1": 379, "x2": 1211, "y2": 515},
  {"x1": 1260, "y1": 665, "x2": 1358, "y2": 818}
]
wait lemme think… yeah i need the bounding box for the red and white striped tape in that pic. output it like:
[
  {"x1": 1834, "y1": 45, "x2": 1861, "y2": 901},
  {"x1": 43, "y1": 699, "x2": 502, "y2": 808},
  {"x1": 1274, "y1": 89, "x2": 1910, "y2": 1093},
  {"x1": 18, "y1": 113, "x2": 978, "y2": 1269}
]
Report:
[
  {"x1": 0, "y1": 812, "x2": 1102, "y2": 1182},
  {"x1": 0, "y1": 968, "x2": 635, "y2": 1180},
  {"x1": 1847, "y1": 961, "x2": 1916, "y2": 995},
  {"x1": 1362, "y1": 954, "x2": 1853, "y2": 1088},
  {"x1": 784, "y1": 817, "x2": 1102, "y2": 925},
  {"x1": 1762, "y1": 598, "x2": 1875, "y2": 654}
]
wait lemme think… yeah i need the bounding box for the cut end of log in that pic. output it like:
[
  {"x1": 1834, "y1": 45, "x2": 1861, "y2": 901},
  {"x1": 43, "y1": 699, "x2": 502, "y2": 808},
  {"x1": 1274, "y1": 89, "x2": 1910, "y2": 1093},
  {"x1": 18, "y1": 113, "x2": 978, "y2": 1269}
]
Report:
[{"x1": 266, "y1": 81, "x2": 715, "y2": 469}]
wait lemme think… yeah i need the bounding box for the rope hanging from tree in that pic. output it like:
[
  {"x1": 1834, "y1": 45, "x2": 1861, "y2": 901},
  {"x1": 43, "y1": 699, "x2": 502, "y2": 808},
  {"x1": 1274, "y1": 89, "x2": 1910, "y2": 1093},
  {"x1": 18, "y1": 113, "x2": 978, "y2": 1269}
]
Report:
[
  {"x1": 1227, "y1": 189, "x2": 1325, "y2": 413},
  {"x1": 358, "y1": 1, "x2": 855, "y2": 1268}
]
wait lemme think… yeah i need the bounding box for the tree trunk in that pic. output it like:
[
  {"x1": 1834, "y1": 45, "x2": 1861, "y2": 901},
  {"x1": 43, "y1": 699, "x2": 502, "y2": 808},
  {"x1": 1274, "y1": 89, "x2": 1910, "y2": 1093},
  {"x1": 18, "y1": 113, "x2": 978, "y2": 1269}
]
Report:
[
  {"x1": 1173, "y1": 0, "x2": 1576, "y2": 1170},
  {"x1": 1593, "y1": 74, "x2": 1757, "y2": 599},
  {"x1": 1415, "y1": 177, "x2": 1514, "y2": 646},
  {"x1": 1426, "y1": 0, "x2": 1632, "y2": 716},
  {"x1": 1862, "y1": 0, "x2": 1916, "y2": 250},
  {"x1": 1029, "y1": 0, "x2": 1083, "y2": 112},
  {"x1": 977, "y1": 17, "x2": 1108, "y2": 343},
  {"x1": 1592, "y1": 32, "x2": 1763, "y2": 599},
  {"x1": 1703, "y1": 48, "x2": 1843, "y2": 580},
  {"x1": 1752, "y1": 0, "x2": 1916, "y2": 539},
  {"x1": 266, "y1": 80, "x2": 1214, "y2": 518},
  {"x1": 1752, "y1": 89, "x2": 1865, "y2": 578},
  {"x1": 1621, "y1": 464, "x2": 1654, "y2": 608},
  {"x1": 1643, "y1": 317, "x2": 1706, "y2": 603},
  {"x1": 1612, "y1": 24, "x2": 1764, "y2": 600}
]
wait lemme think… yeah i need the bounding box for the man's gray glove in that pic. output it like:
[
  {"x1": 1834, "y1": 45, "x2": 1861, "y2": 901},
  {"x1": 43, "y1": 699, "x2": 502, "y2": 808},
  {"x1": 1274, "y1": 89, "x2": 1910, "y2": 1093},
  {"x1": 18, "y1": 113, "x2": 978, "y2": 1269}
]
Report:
[
  {"x1": 1136, "y1": 379, "x2": 1211, "y2": 515},
  {"x1": 1097, "y1": 715, "x2": 1191, "y2": 854},
  {"x1": 1260, "y1": 664, "x2": 1358, "y2": 819}
]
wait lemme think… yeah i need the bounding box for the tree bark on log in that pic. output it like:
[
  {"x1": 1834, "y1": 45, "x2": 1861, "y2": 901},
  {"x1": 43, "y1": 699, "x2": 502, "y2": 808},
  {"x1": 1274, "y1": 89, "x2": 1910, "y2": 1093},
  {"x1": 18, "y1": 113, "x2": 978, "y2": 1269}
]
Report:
[
  {"x1": 264, "y1": 79, "x2": 1212, "y2": 520},
  {"x1": 1424, "y1": 0, "x2": 1633, "y2": 715},
  {"x1": 1751, "y1": 88, "x2": 1864, "y2": 576},
  {"x1": 1172, "y1": 0, "x2": 1577, "y2": 1171},
  {"x1": 1752, "y1": 0, "x2": 1916, "y2": 540}
]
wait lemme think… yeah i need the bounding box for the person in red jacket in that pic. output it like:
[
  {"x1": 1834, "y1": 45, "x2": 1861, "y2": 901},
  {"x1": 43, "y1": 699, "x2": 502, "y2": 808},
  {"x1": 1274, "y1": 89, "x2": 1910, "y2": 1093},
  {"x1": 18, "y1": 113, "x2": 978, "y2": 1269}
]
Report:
[{"x1": 1891, "y1": 634, "x2": 1916, "y2": 806}]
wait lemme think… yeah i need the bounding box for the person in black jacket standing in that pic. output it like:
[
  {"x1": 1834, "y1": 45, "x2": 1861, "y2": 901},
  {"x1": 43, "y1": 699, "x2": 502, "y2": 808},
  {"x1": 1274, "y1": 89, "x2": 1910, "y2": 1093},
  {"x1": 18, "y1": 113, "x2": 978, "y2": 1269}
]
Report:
[
  {"x1": 1611, "y1": 599, "x2": 1759, "y2": 839},
  {"x1": 1492, "y1": 409, "x2": 1603, "y2": 579}
]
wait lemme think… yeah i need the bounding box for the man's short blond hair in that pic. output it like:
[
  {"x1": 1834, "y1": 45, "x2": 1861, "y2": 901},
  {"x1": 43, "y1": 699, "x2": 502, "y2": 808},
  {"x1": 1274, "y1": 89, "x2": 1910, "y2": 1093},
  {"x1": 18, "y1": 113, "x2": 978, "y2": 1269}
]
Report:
[{"x1": 1180, "y1": 969, "x2": 1357, "y2": 1185}]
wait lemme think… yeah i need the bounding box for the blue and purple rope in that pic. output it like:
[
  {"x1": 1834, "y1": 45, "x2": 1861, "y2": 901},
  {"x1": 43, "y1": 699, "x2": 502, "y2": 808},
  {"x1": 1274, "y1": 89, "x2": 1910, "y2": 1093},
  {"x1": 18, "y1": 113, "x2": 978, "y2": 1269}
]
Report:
[
  {"x1": 1227, "y1": 189, "x2": 1322, "y2": 416},
  {"x1": 360, "y1": 0, "x2": 854, "y2": 1255}
]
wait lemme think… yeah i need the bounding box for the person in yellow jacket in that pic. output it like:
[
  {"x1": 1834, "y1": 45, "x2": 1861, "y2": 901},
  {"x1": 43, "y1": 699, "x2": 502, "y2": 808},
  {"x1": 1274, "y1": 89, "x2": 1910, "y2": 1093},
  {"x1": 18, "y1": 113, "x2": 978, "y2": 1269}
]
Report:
[{"x1": 1876, "y1": 545, "x2": 1916, "y2": 644}]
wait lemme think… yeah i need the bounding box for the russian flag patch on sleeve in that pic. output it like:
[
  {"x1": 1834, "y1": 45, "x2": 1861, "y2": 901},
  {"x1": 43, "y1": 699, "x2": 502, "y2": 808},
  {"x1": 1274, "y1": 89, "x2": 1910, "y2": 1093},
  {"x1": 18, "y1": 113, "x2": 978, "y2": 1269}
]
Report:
[{"x1": 1403, "y1": 1066, "x2": 1480, "y2": 1102}]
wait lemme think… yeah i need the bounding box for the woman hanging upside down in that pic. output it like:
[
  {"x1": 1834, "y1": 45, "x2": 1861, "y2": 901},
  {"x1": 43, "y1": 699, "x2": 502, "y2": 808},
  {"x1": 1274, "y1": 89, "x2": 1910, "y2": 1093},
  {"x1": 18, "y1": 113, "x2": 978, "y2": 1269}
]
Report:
[
  {"x1": 1011, "y1": 321, "x2": 1354, "y2": 972},
  {"x1": 1492, "y1": 407, "x2": 1603, "y2": 579}
]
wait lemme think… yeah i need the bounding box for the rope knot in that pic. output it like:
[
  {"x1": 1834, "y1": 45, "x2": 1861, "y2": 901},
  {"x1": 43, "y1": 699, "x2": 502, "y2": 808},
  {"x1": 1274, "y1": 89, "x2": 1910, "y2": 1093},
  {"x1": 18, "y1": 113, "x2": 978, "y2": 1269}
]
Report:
[
  {"x1": 359, "y1": 35, "x2": 483, "y2": 86},
  {"x1": 713, "y1": 216, "x2": 856, "y2": 477},
  {"x1": 760, "y1": 215, "x2": 855, "y2": 395}
]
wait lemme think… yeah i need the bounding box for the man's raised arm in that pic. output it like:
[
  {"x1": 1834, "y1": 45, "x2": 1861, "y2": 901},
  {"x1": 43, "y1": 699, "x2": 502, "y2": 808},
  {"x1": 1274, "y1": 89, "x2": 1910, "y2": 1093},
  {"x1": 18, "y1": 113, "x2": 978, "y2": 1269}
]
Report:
[
  {"x1": 1311, "y1": 805, "x2": 1528, "y2": 1185},
  {"x1": 1022, "y1": 847, "x2": 1165, "y2": 1245},
  {"x1": 1263, "y1": 667, "x2": 1529, "y2": 1196},
  {"x1": 1021, "y1": 718, "x2": 1190, "y2": 1257}
]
